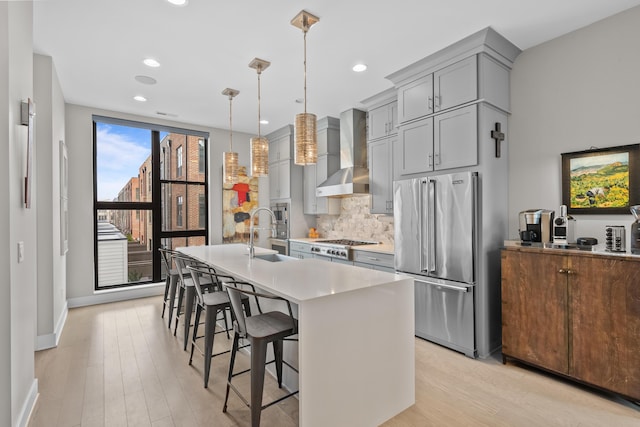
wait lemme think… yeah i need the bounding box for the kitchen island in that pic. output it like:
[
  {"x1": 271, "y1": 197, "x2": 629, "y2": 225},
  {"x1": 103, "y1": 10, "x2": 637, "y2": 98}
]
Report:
[{"x1": 178, "y1": 244, "x2": 415, "y2": 427}]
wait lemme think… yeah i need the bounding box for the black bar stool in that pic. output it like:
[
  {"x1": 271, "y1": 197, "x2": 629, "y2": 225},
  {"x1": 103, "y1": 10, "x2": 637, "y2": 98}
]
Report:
[
  {"x1": 184, "y1": 263, "x2": 251, "y2": 388},
  {"x1": 223, "y1": 279, "x2": 299, "y2": 427},
  {"x1": 158, "y1": 248, "x2": 181, "y2": 328}
]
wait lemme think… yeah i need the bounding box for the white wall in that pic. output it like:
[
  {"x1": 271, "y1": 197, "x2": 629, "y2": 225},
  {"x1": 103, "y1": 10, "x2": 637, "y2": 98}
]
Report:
[
  {"x1": 34, "y1": 54, "x2": 67, "y2": 350},
  {"x1": 65, "y1": 104, "x2": 258, "y2": 301},
  {"x1": 0, "y1": 2, "x2": 39, "y2": 426},
  {"x1": 509, "y1": 5, "x2": 640, "y2": 247}
]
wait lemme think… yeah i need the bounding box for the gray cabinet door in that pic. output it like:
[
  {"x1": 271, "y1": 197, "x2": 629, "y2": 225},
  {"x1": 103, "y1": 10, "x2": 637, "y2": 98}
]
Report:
[
  {"x1": 368, "y1": 101, "x2": 398, "y2": 140},
  {"x1": 434, "y1": 104, "x2": 477, "y2": 171},
  {"x1": 433, "y1": 56, "x2": 477, "y2": 112},
  {"x1": 277, "y1": 160, "x2": 290, "y2": 199},
  {"x1": 398, "y1": 75, "x2": 433, "y2": 123},
  {"x1": 303, "y1": 163, "x2": 317, "y2": 214},
  {"x1": 396, "y1": 117, "x2": 433, "y2": 177},
  {"x1": 369, "y1": 137, "x2": 394, "y2": 214}
]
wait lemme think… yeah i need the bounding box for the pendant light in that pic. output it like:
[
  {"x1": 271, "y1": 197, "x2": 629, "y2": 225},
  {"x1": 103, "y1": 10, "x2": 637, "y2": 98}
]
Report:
[
  {"x1": 291, "y1": 10, "x2": 319, "y2": 165},
  {"x1": 249, "y1": 58, "x2": 271, "y2": 177},
  {"x1": 222, "y1": 88, "x2": 240, "y2": 185}
]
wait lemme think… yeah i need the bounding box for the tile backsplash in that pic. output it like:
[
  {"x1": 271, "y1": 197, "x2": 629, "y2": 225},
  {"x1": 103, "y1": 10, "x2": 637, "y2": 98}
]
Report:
[{"x1": 316, "y1": 195, "x2": 394, "y2": 244}]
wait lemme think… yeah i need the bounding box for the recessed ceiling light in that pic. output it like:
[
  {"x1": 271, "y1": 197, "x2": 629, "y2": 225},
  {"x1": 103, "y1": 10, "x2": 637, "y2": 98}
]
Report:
[
  {"x1": 352, "y1": 63, "x2": 367, "y2": 72},
  {"x1": 260, "y1": 119, "x2": 269, "y2": 125},
  {"x1": 166, "y1": 0, "x2": 188, "y2": 6},
  {"x1": 135, "y1": 75, "x2": 157, "y2": 85},
  {"x1": 134, "y1": 95, "x2": 147, "y2": 102},
  {"x1": 143, "y1": 58, "x2": 160, "y2": 68}
]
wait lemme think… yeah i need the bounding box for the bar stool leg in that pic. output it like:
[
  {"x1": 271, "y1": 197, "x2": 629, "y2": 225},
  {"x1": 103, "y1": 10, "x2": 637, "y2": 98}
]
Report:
[
  {"x1": 161, "y1": 275, "x2": 170, "y2": 318},
  {"x1": 189, "y1": 304, "x2": 203, "y2": 365},
  {"x1": 203, "y1": 306, "x2": 217, "y2": 388},
  {"x1": 273, "y1": 340, "x2": 284, "y2": 388},
  {"x1": 251, "y1": 340, "x2": 268, "y2": 427},
  {"x1": 183, "y1": 286, "x2": 196, "y2": 350},
  {"x1": 223, "y1": 332, "x2": 240, "y2": 413},
  {"x1": 174, "y1": 284, "x2": 185, "y2": 336},
  {"x1": 167, "y1": 275, "x2": 178, "y2": 328}
]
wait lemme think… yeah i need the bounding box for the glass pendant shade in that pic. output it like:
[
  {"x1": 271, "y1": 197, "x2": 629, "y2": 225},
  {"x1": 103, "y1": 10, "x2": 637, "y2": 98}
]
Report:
[
  {"x1": 294, "y1": 112, "x2": 317, "y2": 165},
  {"x1": 250, "y1": 137, "x2": 269, "y2": 176},
  {"x1": 223, "y1": 151, "x2": 238, "y2": 184}
]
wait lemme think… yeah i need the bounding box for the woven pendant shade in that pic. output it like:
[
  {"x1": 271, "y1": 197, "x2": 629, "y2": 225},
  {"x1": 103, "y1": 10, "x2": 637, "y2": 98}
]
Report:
[
  {"x1": 291, "y1": 10, "x2": 319, "y2": 166},
  {"x1": 294, "y1": 112, "x2": 317, "y2": 165},
  {"x1": 249, "y1": 58, "x2": 270, "y2": 177},
  {"x1": 222, "y1": 88, "x2": 240, "y2": 185},
  {"x1": 250, "y1": 137, "x2": 269, "y2": 176},
  {"x1": 223, "y1": 151, "x2": 238, "y2": 184}
]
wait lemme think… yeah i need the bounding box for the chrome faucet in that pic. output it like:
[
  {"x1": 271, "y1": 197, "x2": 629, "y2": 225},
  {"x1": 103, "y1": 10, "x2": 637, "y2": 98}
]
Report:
[{"x1": 248, "y1": 207, "x2": 277, "y2": 258}]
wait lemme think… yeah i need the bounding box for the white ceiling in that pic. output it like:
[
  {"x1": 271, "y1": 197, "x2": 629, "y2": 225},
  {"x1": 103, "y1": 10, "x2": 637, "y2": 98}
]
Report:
[{"x1": 33, "y1": 0, "x2": 640, "y2": 135}]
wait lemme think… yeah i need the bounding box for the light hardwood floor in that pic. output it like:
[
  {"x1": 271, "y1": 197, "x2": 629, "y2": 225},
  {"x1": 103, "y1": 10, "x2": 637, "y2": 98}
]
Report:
[{"x1": 29, "y1": 296, "x2": 639, "y2": 427}]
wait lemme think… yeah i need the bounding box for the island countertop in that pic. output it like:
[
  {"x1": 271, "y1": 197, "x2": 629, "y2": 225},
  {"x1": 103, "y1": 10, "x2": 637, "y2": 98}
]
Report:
[
  {"x1": 176, "y1": 243, "x2": 415, "y2": 427},
  {"x1": 178, "y1": 243, "x2": 406, "y2": 304}
]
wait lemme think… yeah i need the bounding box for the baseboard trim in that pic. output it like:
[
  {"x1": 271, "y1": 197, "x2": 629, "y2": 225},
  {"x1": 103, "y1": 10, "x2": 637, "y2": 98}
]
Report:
[
  {"x1": 36, "y1": 301, "x2": 69, "y2": 351},
  {"x1": 17, "y1": 379, "x2": 38, "y2": 427},
  {"x1": 67, "y1": 283, "x2": 164, "y2": 308}
]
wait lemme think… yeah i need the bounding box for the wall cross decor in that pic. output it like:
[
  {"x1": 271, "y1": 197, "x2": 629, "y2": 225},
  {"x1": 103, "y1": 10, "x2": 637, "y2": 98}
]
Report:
[{"x1": 491, "y1": 122, "x2": 505, "y2": 158}]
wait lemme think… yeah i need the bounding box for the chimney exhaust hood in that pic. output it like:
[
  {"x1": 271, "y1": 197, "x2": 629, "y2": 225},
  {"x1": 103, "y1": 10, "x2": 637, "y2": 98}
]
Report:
[{"x1": 316, "y1": 109, "x2": 368, "y2": 198}]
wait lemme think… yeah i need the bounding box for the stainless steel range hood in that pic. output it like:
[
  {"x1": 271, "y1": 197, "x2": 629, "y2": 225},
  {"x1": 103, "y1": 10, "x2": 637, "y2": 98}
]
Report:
[{"x1": 316, "y1": 109, "x2": 369, "y2": 198}]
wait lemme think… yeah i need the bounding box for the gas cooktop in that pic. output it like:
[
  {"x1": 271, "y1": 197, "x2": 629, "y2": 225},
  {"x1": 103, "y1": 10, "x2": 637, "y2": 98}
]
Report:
[{"x1": 311, "y1": 239, "x2": 379, "y2": 260}]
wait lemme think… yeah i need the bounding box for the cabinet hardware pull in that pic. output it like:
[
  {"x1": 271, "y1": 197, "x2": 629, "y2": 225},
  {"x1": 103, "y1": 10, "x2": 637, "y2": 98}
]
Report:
[
  {"x1": 367, "y1": 257, "x2": 379, "y2": 261},
  {"x1": 428, "y1": 96, "x2": 433, "y2": 111},
  {"x1": 558, "y1": 268, "x2": 566, "y2": 274},
  {"x1": 566, "y1": 269, "x2": 574, "y2": 275},
  {"x1": 428, "y1": 154, "x2": 433, "y2": 166},
  {"x1": 385, "y1": 123, "x2": 388, "y2": 134},
  {"x1": 435, "y1": 95, "x2": 441, "y2": 109}
]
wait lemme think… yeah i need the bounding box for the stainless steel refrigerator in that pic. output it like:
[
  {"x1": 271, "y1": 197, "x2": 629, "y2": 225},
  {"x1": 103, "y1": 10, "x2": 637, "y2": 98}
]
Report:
[{"x1": 394, "y1": 171, "x2": 478, "y2": 358}]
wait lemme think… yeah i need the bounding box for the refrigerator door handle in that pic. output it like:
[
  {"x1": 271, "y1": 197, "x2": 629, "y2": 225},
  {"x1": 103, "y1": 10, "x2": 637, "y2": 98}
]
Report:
[
  {"x1": 414, "y1": 278, "x2": 470, "y2": 293},
  {"x1": 427, "y1": 179, "x2": 437, "y2": 273},
  {"x1": 419, "y1": 179, "x2": 428, "y2": 272}
]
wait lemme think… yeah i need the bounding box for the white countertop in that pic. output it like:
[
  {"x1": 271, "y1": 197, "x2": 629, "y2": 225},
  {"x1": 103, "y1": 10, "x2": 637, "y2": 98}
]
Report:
[{"x1": 177, "y1": 243, "x2": 406, "y2": 304}]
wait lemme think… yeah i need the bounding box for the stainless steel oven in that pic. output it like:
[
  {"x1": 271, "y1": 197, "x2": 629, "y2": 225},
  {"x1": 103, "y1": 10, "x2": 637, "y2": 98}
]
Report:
[
  {"x1": 270, "y1": 238, "x2": 289, "y2": 256},
  {"x1": 270, "y1": 203, "x2": 289, "y2": 239}
]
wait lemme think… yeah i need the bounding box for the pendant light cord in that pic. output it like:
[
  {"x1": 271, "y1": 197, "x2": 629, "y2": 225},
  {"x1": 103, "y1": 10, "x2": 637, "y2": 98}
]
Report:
[
  {"x1": 257, "y1": 66, "x2": 262, "y2": 139},
  {"x1": 303, "y1": 28, "x2": 308, "y2": 114},
  {"x1": 228, "y1": 95, "x2": 233, "y2": 151}
]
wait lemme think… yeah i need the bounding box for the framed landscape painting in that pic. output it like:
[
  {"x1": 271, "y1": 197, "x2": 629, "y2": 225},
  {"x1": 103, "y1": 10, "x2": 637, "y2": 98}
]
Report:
[{"x1": 561, "y1": 143, "x2": 640, "y2": 215}]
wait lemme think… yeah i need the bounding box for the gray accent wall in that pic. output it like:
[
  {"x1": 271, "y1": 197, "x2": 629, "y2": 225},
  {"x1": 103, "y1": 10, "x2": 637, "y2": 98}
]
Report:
[
  {"x1": 1, "y1": 2, "x2": 38, "y2": 426},
  {"x1": 509, "y1": 5, "x2": 640, "y2": 245}
]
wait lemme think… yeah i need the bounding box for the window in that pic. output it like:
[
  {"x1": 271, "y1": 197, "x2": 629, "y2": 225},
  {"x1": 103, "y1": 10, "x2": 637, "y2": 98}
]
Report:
[
  {"x1": 177, "y1": 145, "x2": 183, "y2": 177},
  {"x1": 177, "y1": 196, "x2": 183, "y2": 227},
  {"x1": 93, "y1": 117, "x2": 208, "y2": 289},
  {"x1": 198, "y1": 139, "x2": 205, "y2": 173},
  {"x1": 199, "y1": 194, "x2": 206, "y2": 228}
]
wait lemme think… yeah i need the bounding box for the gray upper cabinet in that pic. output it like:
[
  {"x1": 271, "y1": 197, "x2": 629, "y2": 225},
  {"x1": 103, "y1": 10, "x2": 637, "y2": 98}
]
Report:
[
  {"x1": 368, "y1": 100, "x2": 398, "y2": 141},
  {"x1": 397, "y1": 75, "x2": 433, "y2": 124},
  {"x1": 395, "y1": 117, "x2": 434, "y2": 178},
  {"x1": 433, "y1": 56, "x2": 477, "y2": 112},
  {"x1": 433, "y1": 104, "x2": 477, "y2": 171},
  {"x1": 267, "y1": 125, "x2": 294, "y2": 201},
  {"x1": 398, "y1": 56, "x2": 476, "y2": 124},
  {"x1": 303, "y1": 117, "x2": 341, "y2": 215},
  {"x1": 369, "y1": 136, "x2": 395, "y2": 214}
]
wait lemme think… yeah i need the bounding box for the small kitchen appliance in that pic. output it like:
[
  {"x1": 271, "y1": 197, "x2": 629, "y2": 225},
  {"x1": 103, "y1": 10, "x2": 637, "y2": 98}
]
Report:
[
  {"x1": 519, "y1": 209, "x2": 554, "y2": 243},
  {"x1": 553, "y1": 205, "x2": 576, "y2": 244},
  {"x1": 270, "y1": 202, "x2": 289, "y2": 239},
  {"x1": 605, "y1": 225, "x2": 626, "y2": 252},
  {"x1": 631, "y1": 205, "x2": 640, "y2": 254}
]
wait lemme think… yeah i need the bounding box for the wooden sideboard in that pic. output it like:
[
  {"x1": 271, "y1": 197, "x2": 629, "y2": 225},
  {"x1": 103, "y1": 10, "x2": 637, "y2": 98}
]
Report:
[{"x1": 501, "y1": 246, "x2": 640, "y2": 402}]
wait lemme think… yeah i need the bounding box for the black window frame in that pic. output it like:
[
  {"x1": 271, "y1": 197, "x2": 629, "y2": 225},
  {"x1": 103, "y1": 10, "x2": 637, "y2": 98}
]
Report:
[{"x1": 93, "y1": 116, "x2": 209, "y2": 290}]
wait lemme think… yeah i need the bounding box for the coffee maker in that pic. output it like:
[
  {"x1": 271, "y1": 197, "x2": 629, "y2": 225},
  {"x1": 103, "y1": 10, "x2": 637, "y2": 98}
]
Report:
[
  {"x1": 519, "y1": 209, "x2": 554, "y2": 243},
  {"x1": 553, "y1": 205, "x2": 576, "y2": 244}
]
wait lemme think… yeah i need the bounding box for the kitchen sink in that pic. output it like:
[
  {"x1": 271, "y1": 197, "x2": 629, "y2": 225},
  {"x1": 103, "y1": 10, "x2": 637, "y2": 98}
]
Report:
[{"x1": 252, "y1": 253, "x2": 298, "y2": 262}]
